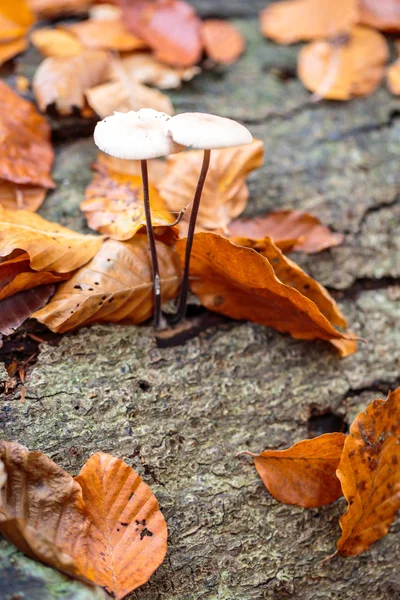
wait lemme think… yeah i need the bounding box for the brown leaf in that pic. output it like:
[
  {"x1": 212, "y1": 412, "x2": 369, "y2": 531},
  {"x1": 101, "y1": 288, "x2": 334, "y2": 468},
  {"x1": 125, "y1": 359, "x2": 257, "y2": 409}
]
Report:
[
  {"x1": 0, "y1": 252, "x2": 68, "y2": 300},
  {"x1": 96, "y1": 152, "x2": 167, "y2": 186},
  {"x1": 30, "y1": 28, "x2": 83, "y2": 57},
  {"x1": 118, "y1": 0, "x2": 203, "y2": 67},
  {"x1": 201, "y1": 20, "x2": 245, "y2": 64},
  {"x1": 82, "y1": 167, "x2": 176, "y2": 240},
  {"x1": 336, "y1": 389, "x2": 400, "y2": 557},
  {"x1": 0, "y1": 37, "x2": 27, "y2": 66},
  {"x1": 248, "y1": 433, "x2": 346, "y2": 508},
  {"x1": 62, "y1": 18, "x2": 147, "y2": 52},
  {"x1": 33, "y1": 51, "x2": 112, "y2": 116},
  {"x1": 0, "y1": 81, "x2": 54, "y2": 188},
  {"x1": 119, "y1": 52, "x2": 200, "y2": 90},
  {"x1": 34, "y1": 235, "x2": 180, "y2": 332},
  {"x1": 229, "y1": 210, "x2": 344, "y2": 254},
  {"x1": 0, "y1": 180, "x2": 46, "y2": 211},
  {"x1": 158, "y1": 140, "x2": 264, "y2": 232},
  {"x1": 27, "y1": 0, "x2": 91, "y2": 19},
  {"x1": 0, "y1": 207, "x2": 103, "y2": 272},
  {"x1": 359, "y1": 0, "x2": 400, "y2": 32},
  {"x1": 260, "y1": 0, "x2": 358, "y2": 44},
  {"x1": 0, "y1": 285, "x2": 56, "y2": 335},
  {"x1": 387, "y1": 43, "x2": 400, "y2": 95},
  {"x1": 298, "y1": 26, "x2": 389, "y2": 100},
  {"x1": 0, "y1": 0, "x2": 35, "y2": 41},
  {"x1": 0, "y1": 459, "x2": 6, "y2": 488},
  {"x1": 175, "y1": 233, "x2": 350, "y2": 343}
]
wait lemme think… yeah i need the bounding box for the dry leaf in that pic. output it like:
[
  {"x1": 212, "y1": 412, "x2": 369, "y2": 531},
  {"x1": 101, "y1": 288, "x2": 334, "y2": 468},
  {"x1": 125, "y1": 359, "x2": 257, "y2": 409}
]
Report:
[
  {"x1": 0, "y1": 0, "x2": 34, "y2": 41},
  {"x1": 201, "y1": 20, "x2": 245, "y2": 64},
  {"x1": 336, "y1": 389, "x2": 400, "y2": 557},
  {"x1": 260, "y1": 0, "x2": 358, "y2": 44},
  {"x1": 158, "y1": 140, "x2": 264, "y2": 232},
  {"x1": 0, "y1": 252, "x2": 67, "y2": 300},
  {"x1": 119, "y1": 53, "x2": 200, "y2": 89},
  {"x1": 298, "y1": 26, "x2": 389, "y2": 100},
  {"x1": 0, "y1": 37, "x2": 27, "y2": 66},
  {"x1": 0, "y1": 180, "x2": 46, "y2": 211},
  {"x1": 229, "y1": 210, "x2": 344, "y2": 254},
  {"x1": 63, "y1": 19, "x2": 147, "y2": 52},
  {"x1": 86, "y1": 78, "x2": 173, "y2": 119},
  {"x1": 96, "y1": 152, "x2": 167, "y2": 186},
  {"x1": 33, "y1": 51, "x2": 112, "y2": 116},
  {"x1": 118, "y1": 0, "x2": 203, "y2": 67},
  {"x1": 28, "y1": 0, "x2": 91, "y2": 18},
  {"x1": 0, "y1": 285, "x2": 56, "y2": 335},
  {"x1": 0, "y1": 207, "x2": 103, "y2": 272},
  {"x1": 387, "y1": 59, "x2": 400, "y2": 95},
  {"x1": 34, "y1": 235, "x2": 180, "y2": 332},
  {"x1": 31, "y1": 28, "x2": 83, "y2": 58},
  {"x1": 248, "y1": 433, "x2": 346, "y2": 508},
  {"x1": 0, "y1": 81, "x2": 54, "y2": 188},
  {"x1": 82, "y1": 167, "x2": 175, "y2": 240},
  {"x1": 0, "y1": 460, "x2": 6, "y2": 488},
  {"x1": 176, "y1": 233, "x2": 349, "y2": 343},
  {"x1": 359, "y1": 0, "x2": 400, "y2": 32},
  {"x1": 329, "y1": 337, "x2": 358, "y2": 358}
]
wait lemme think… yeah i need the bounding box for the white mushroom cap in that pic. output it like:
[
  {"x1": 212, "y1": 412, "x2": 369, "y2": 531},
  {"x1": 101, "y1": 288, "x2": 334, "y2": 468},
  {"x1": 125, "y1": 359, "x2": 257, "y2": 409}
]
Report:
[
  {"x1": 94, "y1": 109, "x2": 184, "y2": 160},
  {"x1": 164, "y1": 112, "x2": 253, "y2": 150}
]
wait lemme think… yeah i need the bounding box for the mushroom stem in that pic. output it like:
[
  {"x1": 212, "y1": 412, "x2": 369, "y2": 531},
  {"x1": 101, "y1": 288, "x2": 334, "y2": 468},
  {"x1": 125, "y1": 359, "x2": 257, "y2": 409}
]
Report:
[
  {"x1": 141, "y1": 159, "x2": 162, "y2": 329},
  {"x1": 170, "y1": 148, "x2": 211, "y2": 324}
]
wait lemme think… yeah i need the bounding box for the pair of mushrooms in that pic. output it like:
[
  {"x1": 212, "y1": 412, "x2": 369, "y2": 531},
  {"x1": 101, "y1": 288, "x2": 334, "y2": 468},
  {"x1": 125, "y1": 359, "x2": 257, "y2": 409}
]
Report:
[{"x1": 94, "y1": 109, "x2": 253, "y2": 328}]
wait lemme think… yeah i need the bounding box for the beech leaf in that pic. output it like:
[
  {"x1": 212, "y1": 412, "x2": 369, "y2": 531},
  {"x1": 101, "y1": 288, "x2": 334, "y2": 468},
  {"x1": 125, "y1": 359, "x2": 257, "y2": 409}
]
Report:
[
  {"x1": 359, "y1": 0, "x2": 400, "y2": 32},
  {"x1": 247, "y1": 433, "x2": 346, "y2": 508},
  {"x1": 0, "y1": 285, "x2": 56, "y2": 335},
  {"x1": 62, "y1": 19, "x2": 147, "y2": 52},
  {"x1": 0, "y1": 252, "x2": 68, "y2": 300},
  {"x1": 336, "y1": 389, "x2": 400, "y2": 557},
  {"x1": 31, "y1": 27, "x2": 83, "y2": 57},
  {"x1": 0, "y1": 181, "x2": 47, "y2": 212},
  {"x1": 201, "y1": 20, "x2": 245, "y2": 64}
]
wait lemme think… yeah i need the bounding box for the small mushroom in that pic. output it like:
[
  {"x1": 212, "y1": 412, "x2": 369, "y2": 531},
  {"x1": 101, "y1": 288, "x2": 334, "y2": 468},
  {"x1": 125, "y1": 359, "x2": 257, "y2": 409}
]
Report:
[
  {"x1": 94, "y1": 109, "x2": 184, "y2": 328},
  {"x1": 164, "y1": 112, "x2": 253, "y2": 324}
]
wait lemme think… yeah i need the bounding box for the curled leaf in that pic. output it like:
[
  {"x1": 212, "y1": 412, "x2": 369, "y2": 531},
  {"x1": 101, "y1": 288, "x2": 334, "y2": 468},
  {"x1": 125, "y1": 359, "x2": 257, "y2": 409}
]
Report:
[
  {"x1": 62, "y1": 19, "x2": 147, "y2": 52},
  {"x1": 119, "y1": 53, "x2": 200, "y2": 90},
  {"x1": 31, "y1": 28, "x2": 83, "y2": 57},
  {"x1": 359, "y1": 0, "x2": 400, "y2": 32},
  {"x1": 201, "y1": 20, "x2": 245, "y2": 64},
  {"x1": 0, "y1": 284, "x2": 56, "y2": 336},
  {"x1": 0, "y1": 252, "x2": 68, "y2": 300},
  {"x1": 248, "y1": 433, "x2": 346, "y2": 508},
  {"x1": 336, "y1": 389, "x2": 400, "y2": 557}
]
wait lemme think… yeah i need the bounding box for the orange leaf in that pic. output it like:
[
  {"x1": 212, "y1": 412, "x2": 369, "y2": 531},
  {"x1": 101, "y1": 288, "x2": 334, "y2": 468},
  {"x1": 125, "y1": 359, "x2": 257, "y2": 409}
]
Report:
[
  {"x1": 298, "y1": 26, "x2": 389, "y2": 101},
  {"x1": 260, "y1": 0, "x2": 358, "y2": 44},
  {"x1": 0, "y1": 180, "x2": 46, "y2": 211},
  {"x1": 0, "y1": 284, "x2": 56, "y2": 335},
  {"x1": 158, "y1": 140, "x2": 264, "y2": 232},
  {"x1": 62, "y1": 18, "x2": 147, "y2": 52},
  {"x1": 0, "y1": 0, "x2": 34, "y2": 42},
  {"x1": 34, "y1": 235, "x2": 180, "y2": 332},
  {"x1": 96, "y1": 152, "x2": 167, "y2": 186},
  {"x1": 33, "y1": 51, "x2": 111, "y2": 116},
  {"x1": 0, "y1": 252, "x2": 68, "y2": 300},
  {"x1": 119, "y1": 0, "x2": 203, "y2": 67},
  {"x1": 82, "y1": 166, "x2": 175, "y2": 241},
  {"x1": 30, "y1": 28, "x2": 83, "y2": 57},
  {"x1": 248, "y1": 433, "x2": 346, "y2": 508},
  {"x1": 175, "y1": 233, "x2": 350, "y2": 343},
  {"x1": 0, "y1": 37, "x2": 27, "y2": 66},
  {"x1": 229, "y1": 210, "x2": 344, "y2": 254},
  {"x1": 0, "y1": 207, "x2": 103, "y2": 273},
  {"x1": 0, "y1": 81, "x2": 54, "y2": 188},
  {"x1": 359, "y1": 0, "x2": 400, "y2": 32},
  {"x1": 201, "y1": 20, "x2": 245, "y2": 64},
  {"x1": 336, "y1": 389, "x2": 400, "y2": 557},
  {"x1": 27, "y1": 0, "x2": 91, "y2": 19}
]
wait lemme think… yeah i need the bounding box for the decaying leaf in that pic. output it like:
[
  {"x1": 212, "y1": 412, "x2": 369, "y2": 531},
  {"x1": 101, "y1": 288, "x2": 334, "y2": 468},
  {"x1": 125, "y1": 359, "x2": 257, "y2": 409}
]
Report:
[
  {"x1": 82, "y1": 167, "x2": 175, "y2": 240},
  {"x1": 176, "y1": 233, "x2": 349, "y2": 343},
  {"x1": 158, "y1": 140, "x2": 264, "y2": 232},
  {"x1": 95, "y1": 152, "x2": 167, "y2": 186},
  {"x1": 247, "y1": 433, "x2": 346, "y2": 508},
  {"x1": 0, "y1": 0, "x2": 34, "y2": 41},
  {"x1": 28, "y1": 0, "x2": 91, "y2": 18},
  {"x1": 0, "y1": 37, "x2": 27, "y2": 67},
  {"x1": 0, "y1": 441, "x2": 167, "y2": 598},
  {"x1": 62, "y1": 18, "x2": 147, "y2": 52},
  {"x1": 119, "y1": 0, "x2": 203, "y2": 67},
  {"x1": 260, "y1": 0, "x2": 358, "y2": 44},
  {"x1": 31, "y1": 28, "x2": 83, "y2": 57},
  {"x1": 0, "y1": 252, "x2": 68, "y2": 300},
  {"x1": 33, "y1": 51, "x2": 111, "y2": 116},
  {"x1": 298, "y1": 26, "x2": 389, "y2": 100},
  {"x1": 0, "y1": 181, "x2": 47, "y2": 212},
  {"x1": 0, "y1": 81, "x2": 54, "y2": 188},
  {"x1": 359, "y1": 0, "x2": 400, "y2": 32},
  {"x1": 0, "y1": 284, "x2": 56, "y2": 335},
  {"x1": 0, "y1": 207, "x2": 103, "y2": 272},
  {"x1": 119, "y1": 53, "x2": 200, "y2": 90},
  {"x1": 336, "y1": 389, "x2": 400, "y2": 557},
  {"x1": 34, "y1": 235, "x2": 180, "y2": 332},
  {"x1": 201, "y1": 19, "x2": 245, "y2": 64}
]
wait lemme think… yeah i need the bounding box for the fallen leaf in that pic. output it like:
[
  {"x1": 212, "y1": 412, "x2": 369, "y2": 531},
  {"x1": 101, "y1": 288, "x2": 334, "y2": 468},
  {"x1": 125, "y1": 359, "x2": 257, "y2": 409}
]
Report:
[
  {"x1": 359, "y1": 0, "x2": 400, "y2": 32},
  {"x1": 201, "y1": 20, "x2": 245, "y2": 64},
  {"x1": 298, "y1": 26, "x2": 389, "y2": 100},
  {"x1": 0, "y1": 181, "x2": 46, "y2": 211},
  {"x1": 27, "y1": 0, "x2": 91, "y2": 18},
  {"x1": 82, "y1": 168, "x2": 176, "y2": 240},
  {"x1": 34, "y1": 235, "x2": 180, "y2": 332},
  {"x1": 0, "y1": 0, "x2": 34, "y2": 41},
  {"x1": 96, "y1": 153, "x2": 167, "y2": 186},
  {"x1": 336, "y1": 389, "x2": 400, "y2": 557},
  {"x1": 247, "y1": 433, "x2": 346, "y2": 508},
  {"x1": 86, "y1": 78, "x2": 173, "y2": 119},
  {"x1": 176, "y1": 233, "x2": 349, "y2": 342},
  {"x1": 387, "y1": 59, "x2": 400, "y2": 95},
  {"x1": 33, "y1": 51, "x2": 112, "y2": 116},
  {"x1": 229, "y1": 210, "x2": 344, "y2": 254},
  {"x1": 31, "y1": 28, "x2": 83, "y2": 57},
  {"x1": 0, "y1": 81, "x2": 54, "y2": 188},
  {"x1": 0, "y1": 252, "x2": 67, "y2": 300},
  {"x1": 0, "y1": 459, "x2": 6, "y2": 488},
  {"x1": 329, "y1": 336, "x2": 358, "y2": 358},
  {"x1": 118, "y1": 0, "x2": 203, "y2": 67},
  {"x1": 0, "y1": 37, "x2": 27, "y2": 66},
  {"x1": 260, "y1": 0, "x2": 358, "y2": 44},
  {"x1": 119, "y1": 52, "x2": 200, "y2": 89},
  {"x1": 62, "y1": 19, "x2": 147, "y2": 52},
  {"x1": 0, "y1": 285, "x2": 56, "y2": 335},
  {"x1": 158, "y1": 140, "x2": 264, "y2": 232},
  {"x1": 0, "y1": 207, "x2": 103, "y2": 272}
]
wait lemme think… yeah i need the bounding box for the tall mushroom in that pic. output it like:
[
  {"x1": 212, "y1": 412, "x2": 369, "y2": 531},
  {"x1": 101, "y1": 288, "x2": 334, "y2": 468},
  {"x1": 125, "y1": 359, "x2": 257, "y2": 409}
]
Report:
[
  {"x1": 164, "y1": 112, "x2": 253, "y2": 324},
  {"x1": 94, "y1": 109, "x2": 184, "y2": 329}
]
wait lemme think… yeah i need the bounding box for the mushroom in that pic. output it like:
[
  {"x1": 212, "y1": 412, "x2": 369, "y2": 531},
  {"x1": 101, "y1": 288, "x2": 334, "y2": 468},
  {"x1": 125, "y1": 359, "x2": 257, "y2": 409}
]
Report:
[
  {"x1": 94, "y1": 109, "x2": 184, "y2": 328},
  {"x1": 164, "y1": 112, "x2": 253, "y2": 324}
]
